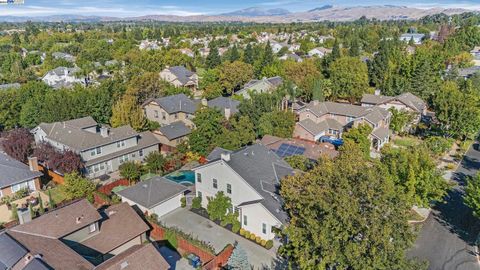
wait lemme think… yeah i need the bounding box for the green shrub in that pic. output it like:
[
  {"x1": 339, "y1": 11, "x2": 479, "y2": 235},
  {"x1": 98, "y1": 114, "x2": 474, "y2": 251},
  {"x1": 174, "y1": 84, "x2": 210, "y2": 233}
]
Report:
[
  {"x1": 245, "y1": 231, "x2": 251, "y2": 238},
  {"x1": 192, "y1": 196, "x2": 202, "y2": 209},
  {"x1": 180, "y1": 197, "x2": 186, "y2": 208},
  {"x1": 249, "y1": 233, "x2": 256, "y2": 241},
  {"x1": 255, "y1": 236, "x2": 261, "y2": 243},
  {"x1": 265, "y1": 240, "x2": 273, "y2": 249},
  {"x1": 423, "y1": 136, "x2": 454, "y2": 157},
  {"x1": 239, "y1": 228, "x2": 246, "y2": 236},
  {"x1": 165, "y1": 228, "x2": 178, "y2": 248},
  {"x1": 261, "y1": 240, "x2": 267, "y2": 246},
  {"x1": 231, "y1": 221, "x2": 241, "y2": 233}
]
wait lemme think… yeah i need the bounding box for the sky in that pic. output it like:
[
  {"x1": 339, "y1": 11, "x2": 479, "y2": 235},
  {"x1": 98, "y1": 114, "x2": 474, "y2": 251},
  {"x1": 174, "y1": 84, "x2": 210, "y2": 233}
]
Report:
[{"x1": 0, "y1": 0, "x2": 480, "y2": 17}]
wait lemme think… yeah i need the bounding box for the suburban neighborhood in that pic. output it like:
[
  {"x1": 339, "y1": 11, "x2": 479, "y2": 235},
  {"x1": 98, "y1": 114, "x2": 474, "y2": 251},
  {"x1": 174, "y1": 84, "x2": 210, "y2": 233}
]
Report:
[{"x1": 1, "y1": 1, "x2": 480, "y2": 270}]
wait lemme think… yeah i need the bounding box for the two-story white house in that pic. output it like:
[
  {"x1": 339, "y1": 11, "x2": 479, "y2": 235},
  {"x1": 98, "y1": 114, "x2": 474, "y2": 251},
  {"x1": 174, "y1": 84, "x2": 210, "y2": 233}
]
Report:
[
  {"x1": 159, "y1": 66, "x2": 199, "y2": 98},
  {"x1": 192, "y1": 144, "x2": 295, "y2": 240},
  {"x1": 31, "y1": 116, "x2": 160, "y2": 178}
]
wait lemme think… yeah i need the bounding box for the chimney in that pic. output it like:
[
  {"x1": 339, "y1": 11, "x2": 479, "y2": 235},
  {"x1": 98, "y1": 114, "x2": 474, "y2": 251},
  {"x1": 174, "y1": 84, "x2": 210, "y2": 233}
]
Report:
[
  {"x1": 18, "y1": 208, "x2": 32, "y2": 224},
  {"x1": 28, "y1": 157, "x2": 39, "y2": 172},
  {"x1": 100, "y1": 126, "x2": 109, "y2": 138},
  {"x1": 201, "y1": 98, "x2": 208, "y2": 107},
  {"x1": 224, "y1": 108, "x2": 231, "y2": 120},
  {"x1": 374, "y1": 89, "x2": 381, "y2": 96},
  {"x1": 220, "y1": 152, "x2": 231, "y2": 162}
]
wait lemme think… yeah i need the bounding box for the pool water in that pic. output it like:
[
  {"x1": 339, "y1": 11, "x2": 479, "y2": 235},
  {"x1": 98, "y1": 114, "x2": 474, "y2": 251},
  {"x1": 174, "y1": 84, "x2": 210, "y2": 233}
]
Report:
[{"x1": 165, "y1": 170, "x2": 195, "y2": 186}]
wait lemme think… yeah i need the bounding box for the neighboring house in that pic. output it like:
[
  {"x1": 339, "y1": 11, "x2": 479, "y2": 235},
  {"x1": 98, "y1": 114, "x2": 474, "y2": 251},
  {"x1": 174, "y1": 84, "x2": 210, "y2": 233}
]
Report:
[
  {"x1": 361, "y1": 91, "x2": 427, "y2": 124},
  {"x1": 42, "y1": 66, "x2": 84, "y2": 89},
  {"x1": 179, "y1": 48, "x2": 194, "y2": 57},
  {"x1": 458, "y1": 66, "x2": 480, "y2": 79},
  {"x1": 2, "y1": 199, "x2": 167, "y2": 270},
  {"x1": 0, "y1": 83, "x2": 21, "y2": 90},
  {"x1": 0, "y1": 153, "x2": 42, "y2": 198},
  {"x1": 118, "y1": 176, "x2": 188, "y2": 218},
  {"x1": 471, "y1": 46, "x2": 480, "y2": 66},
  {"x1": 31, "y1": 116, "x2": 160, "y2": 179},
  {"x1": 308, "y1": 47, "x2": 332, "y2": 58},
  {"x1": 202, "y1": 96, "x2": 240, "y2": 120},
  {"x1": 199, "y1": 47, "x2": 210, "y2": 57},
  {"x1": 94, "y1": 243, "x2": 170, "y2": 270},
  {"x1": 139, "y1": 40, "x2": 160, "y2": 50},
  {"x1": 52, "y1": 52, "x2": 75, "y2": 62},
  {"x1": 270, "y1": 42, "x2": 284, "y2": 54},
  {"x1": 399, "y1": 33, "x2": 425, "y2": 45},
  {"x1": 293, "y1": 101, "x2": 392, "y2": 151},
  {"x1": 279, "y1": 53, "x2": 303, "y2": 62},
  {"x1": 236, "y1": 76, "x2": 283, "y2": 99},
  {"x1": 155, "y1": 121, "x2": 192, "y2": 153},
  {"x1": 260, "y1": 135, "x2": 338, "y2": 160},
  {"x1": 193, "y1": 144, "x2": 295, "y2": 240},
  {"x1": 159, "y1": 66, "x2": 199, "y2": 97},
  {"x1": 143, "y1": 94, "x2": 198, "y2": 128}
]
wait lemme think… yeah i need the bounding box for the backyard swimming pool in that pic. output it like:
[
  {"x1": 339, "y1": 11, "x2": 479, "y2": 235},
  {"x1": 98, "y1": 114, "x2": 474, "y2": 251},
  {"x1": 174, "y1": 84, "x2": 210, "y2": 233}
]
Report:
[{"x1": 165, "y1": 170, "x2": 195, "y2": 186}]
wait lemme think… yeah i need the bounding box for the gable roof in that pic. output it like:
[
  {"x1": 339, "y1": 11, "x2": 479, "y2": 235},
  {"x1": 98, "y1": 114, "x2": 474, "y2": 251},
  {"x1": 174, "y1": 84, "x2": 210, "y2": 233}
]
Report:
[
  {"x1": 361, "y1": 92, "x2": 426, "y2": 113},
  {"x1": 80, "y1": 203, "x2": 150, "y2": 254},
  {"x1": 147, "y1": 94, "x2": 198, "y2": 115},
  {"x1": 241, "y1": 76, "x2": 283, "y2": 91},
  {"x1": 207, "y1": 97, "x2": 240, "y2": 116},
  {"x1": 158, "y1": 121, "x2": 192, "y2": 141},
  {"x1": 36, "y1": 117, "x2": 138, "y2": 152},
  {"x1": 166, "y1": 66, "x2": 196, "y2": 85},
  {"x1": 0, "y1": 152, "x2": 43, "y2": 189},
  {"x1": 302, "y1": 101, "x2": 390, "y2": 125},
  {"x1": 117, "y1": 176, "x2": 187, "y2": 209},
  {"x1": 94, "y1": 244, "x2": 169, "y2": 270},
  {"x1": 11, "y1": 199, "x2": 101, "y2": 239},
  {"x1": 201, "y1": 144, "x2": 294, "y2": 223},
  {"x1": 23, "y1": 258, "x2": 51, "y2": 270}
]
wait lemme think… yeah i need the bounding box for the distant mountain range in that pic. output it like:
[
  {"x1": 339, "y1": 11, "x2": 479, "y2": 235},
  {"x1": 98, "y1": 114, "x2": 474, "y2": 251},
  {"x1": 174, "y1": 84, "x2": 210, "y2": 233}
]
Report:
[{"x1": 0, "y1": 5, "x2": 478, "y2": 23}]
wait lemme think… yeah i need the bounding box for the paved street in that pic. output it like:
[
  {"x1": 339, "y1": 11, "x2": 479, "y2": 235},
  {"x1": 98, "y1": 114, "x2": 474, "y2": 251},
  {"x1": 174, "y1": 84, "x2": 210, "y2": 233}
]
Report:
[{"x1": 408, "y1": 142, "x2": 480, "y2": 270}]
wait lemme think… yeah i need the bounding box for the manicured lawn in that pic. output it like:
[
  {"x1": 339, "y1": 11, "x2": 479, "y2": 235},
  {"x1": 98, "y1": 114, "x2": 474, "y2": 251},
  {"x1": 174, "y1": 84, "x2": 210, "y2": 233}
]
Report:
[
  {"x1": 45, "y1": 186, "x2": 68, "y2": 205},
  {"x1": 393, "y1": 136, "x2": 422, "y2": 148}
]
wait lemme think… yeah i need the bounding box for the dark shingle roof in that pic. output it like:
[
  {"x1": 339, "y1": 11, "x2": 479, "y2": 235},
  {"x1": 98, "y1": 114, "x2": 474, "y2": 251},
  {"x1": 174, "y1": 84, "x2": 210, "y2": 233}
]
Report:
[
  {"x1": 0, "y1": 152, "x2": 43, "y2": 189},
  {"x1": 204, "y1": 144, "x2": 294, "y2": 223},
  {"x1": 0, "y1": 232, "x2": 28, "y2": 269},
  {"x1": 361, "y1": 92, "x2": 426, "y2": 113},
  {"x1": 117, "y1": 176, "x2": 187, "y2": 209},
  {"x1": 94, "y1": 244, "x2": 169, "y2": 270},
  {"x1": 36, "y1": 117, "x2": 138, "y2": 152},
  {"x1": 207, "y1": 97, "x2": 240, "y2": 116},
  {"x1": 158, "y1": 121, "x2": 192, "y2": 140},
  {"x1": 151, "y1": 94, "x2": 198, "y2": 115},
  {"x1": 167, "y1": 66, "x2": 196, "y2": 85},
  {"x1": 23, "y1": 258, "x2": 51, "y2": 270}
]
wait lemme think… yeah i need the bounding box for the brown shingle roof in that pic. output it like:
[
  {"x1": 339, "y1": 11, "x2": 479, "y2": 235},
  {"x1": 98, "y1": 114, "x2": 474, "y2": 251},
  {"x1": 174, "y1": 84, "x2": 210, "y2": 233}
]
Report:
[
  {"x1": 94, "y1": 244, "x2": 169, "y2": 270},
  {"x1": 81, "y1": 203, "x2": 149, "y2": 254},
  {"x1": 11, "y1": 199, "x2": 101, "y2": 238},
  {"x1": 7, "y1": 231, "x2": 94, "y2": 270}
]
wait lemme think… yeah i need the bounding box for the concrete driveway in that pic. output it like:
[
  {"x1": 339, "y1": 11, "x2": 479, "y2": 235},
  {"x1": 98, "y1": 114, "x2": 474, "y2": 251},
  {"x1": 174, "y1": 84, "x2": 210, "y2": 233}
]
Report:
[
  {"x1": 159, "y1": 208, "x2": 285, "y2": 269},
  {"x1": 408, "y1": 142, "x2": 480, "y2": 270}
]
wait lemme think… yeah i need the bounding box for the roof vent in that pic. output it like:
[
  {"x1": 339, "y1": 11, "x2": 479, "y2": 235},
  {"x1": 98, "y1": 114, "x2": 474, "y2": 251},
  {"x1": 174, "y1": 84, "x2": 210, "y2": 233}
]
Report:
[
  {"x1": 76, "y1": 215, "x2": 84, "y2": 224},
  {"x1": 220, "y1": 152, "x2": 231, "y2": 162}
]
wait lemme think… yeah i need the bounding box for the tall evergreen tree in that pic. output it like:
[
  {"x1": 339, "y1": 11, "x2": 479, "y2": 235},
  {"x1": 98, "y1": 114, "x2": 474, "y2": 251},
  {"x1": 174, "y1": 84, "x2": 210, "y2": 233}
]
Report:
[
  {"x1": 227, "y1": 242, "x2": 250, "y2": 270},
  {"x1": 349, "y1": 38, "x2": 360, "y2": 57},
  {"x1": 244, "y1": 43, "x2": 254, "y2": 65},
  {"x1": 206, "y1": 44, "x2": 221, "y2": 69},
  {"x1": 228, "y1": 45, "x2": 240, "y2": 62}
]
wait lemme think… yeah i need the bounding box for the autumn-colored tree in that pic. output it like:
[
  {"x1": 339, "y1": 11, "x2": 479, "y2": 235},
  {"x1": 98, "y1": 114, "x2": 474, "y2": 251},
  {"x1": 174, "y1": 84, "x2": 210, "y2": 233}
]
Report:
[
  {"x1": 1, "y1": 128, "x2": 33, "y2": 163},
  {"x1": 110, "y1": 94, "x2": 146, "y2": 131}
]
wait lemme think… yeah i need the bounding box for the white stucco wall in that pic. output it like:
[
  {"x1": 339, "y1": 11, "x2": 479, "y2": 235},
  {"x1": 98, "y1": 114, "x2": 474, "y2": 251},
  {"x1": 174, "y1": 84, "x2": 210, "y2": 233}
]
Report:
[
  {"x1": 120, "y1": 193, "x2": 183, "y2": 218},
  {"x1": 240, "y1": 203, "x2": 282, "y2": 240}
]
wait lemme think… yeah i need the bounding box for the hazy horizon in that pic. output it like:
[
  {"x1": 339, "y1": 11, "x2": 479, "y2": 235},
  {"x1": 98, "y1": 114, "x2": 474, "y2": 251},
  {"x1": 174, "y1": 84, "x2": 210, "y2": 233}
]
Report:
[{"x1": 0, "y1": 0, "x2": 479, "y2": 17}]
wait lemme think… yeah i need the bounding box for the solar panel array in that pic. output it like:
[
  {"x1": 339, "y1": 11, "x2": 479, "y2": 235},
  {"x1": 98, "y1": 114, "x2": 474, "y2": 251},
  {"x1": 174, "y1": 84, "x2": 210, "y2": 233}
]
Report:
[{"x1": 275, "y1": 143, "x2": 306, "y2": 157}]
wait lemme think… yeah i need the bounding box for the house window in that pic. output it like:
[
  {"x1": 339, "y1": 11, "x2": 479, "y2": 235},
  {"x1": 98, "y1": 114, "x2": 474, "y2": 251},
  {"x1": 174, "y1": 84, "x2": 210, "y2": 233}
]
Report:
[
  {"x1": 96, "y1": 147, "x2": 101, "y2": 155},
  {"x1": 90, "y1": 149, "x2": 96, "y2": 156},
  {"x1": 89, "y1": 223, "x2": 96, "y2": 233},
  {"x1": 139, "y1": 149, "x2": 144, "y2": 157},
  {"x1": 262, "y1": 223, "x2": 267, "y2": 234},
  {"x1": 243, "y1": 215, "x2": 247, "y2": 226},
  {"x1": 119, "y1": 154, "x2": 129, "y2": 164},
  {"x1": 154, "y1": 110, "x2": 159, "y2": 118},
  {"x1": 131, "y1": 152, "x2": 136, "y2": 158},
  {"x1": 227, "y1": 183, "x2": 232, "y2": 194},
  {"x1": 117, "y1": 141, "x2": 125, "y2": 148},
  {"x1": 213, "y1": 179, "x2": 218, "y2": 189},
  {"x1": 196, "y1": 173, "x2": 202, "y2": 183}
]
